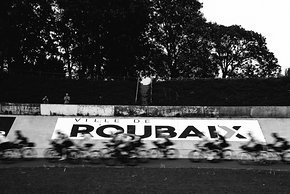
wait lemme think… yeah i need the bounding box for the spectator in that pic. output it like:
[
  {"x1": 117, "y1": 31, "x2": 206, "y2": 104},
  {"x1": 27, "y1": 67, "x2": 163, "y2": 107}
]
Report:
[
  {"x1": 64, "y1": 93, "x2": 70, "y2": 104},
  {"x1": 42, "y1": 96, "x2": 49, "y2": 104}
]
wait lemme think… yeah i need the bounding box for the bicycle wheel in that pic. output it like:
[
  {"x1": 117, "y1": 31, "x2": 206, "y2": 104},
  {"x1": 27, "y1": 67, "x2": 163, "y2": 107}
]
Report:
[
  {"x1": 67, "y1": 149, "x2": 81, "y2": 164},
  {"x1": 266, "y1": 151, "x2": 280, "y2": 164},
  {"x1": 149, "y1": 148, "x2": 161, "y2": 159},
  {"x1": 137, "y1": 149, "x2": 149, "y2": 163},
  {"x1": 126, "y1": 152, "x2": 138, "y2": 166},
  {"x1": 22, "y1": 147, "x2": 37, "y2": 160},
  {"x1": 43, "y1": 148, "x2": 61, "y2": 162},
  {"x1": 88, "y1": 150, "x2": 101, "y2": 164},
  {"x1": 223, "y1": 149, "x2": 234, "y2": 161},
  {"x1": 237, "y1": 152, "x2": 252, "y2": 165},
  {"x1": 99, "y1": 148, "x2": 111, "y2": 159},
  {"x1": 282, "y1": 151, "x2": 290, "y2": 164},
  {"x1": 207, "y1": 150, "x2": 221, "y2": 163},
  {"x1": 165, "y1": 148, "x2": 179, "y2": 160},
  {"x1": 256, "y1": 151, "x2": 269, "y2": 165},
  {"x1": 188, "y1": 150, "x2": 203, "y2": 162},
  {"x1": 1, "y1": 149, "x2": 17, "y2": 163}
]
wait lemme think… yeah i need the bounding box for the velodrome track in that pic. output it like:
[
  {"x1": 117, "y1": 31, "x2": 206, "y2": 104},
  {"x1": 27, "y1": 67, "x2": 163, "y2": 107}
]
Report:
[
  {"x1": 2, "y1": 107, "x2": 290, "y2": 193},
  {"x1": 1, "y1": 159, "x2": 290, "y2": 193}
]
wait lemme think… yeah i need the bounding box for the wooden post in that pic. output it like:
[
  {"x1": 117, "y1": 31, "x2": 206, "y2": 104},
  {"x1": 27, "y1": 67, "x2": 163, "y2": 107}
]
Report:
[{"x1": 135, "y1": 77, "x2": 139, "y2": 104}]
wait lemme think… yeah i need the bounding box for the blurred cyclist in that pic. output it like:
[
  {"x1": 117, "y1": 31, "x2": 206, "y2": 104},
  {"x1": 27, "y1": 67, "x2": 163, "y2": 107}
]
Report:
[
  {"x1": 78, "y1": 133, "x2": 94, "y2": 151},
  {"x1": 14, "y1": 130, "x2": 28, "y2": 147},
  {"x1": 269, "y1": 132, "x2": 289, "y2": 152},
  {"x1": 0, "y1": 131, "x2": 16, "y2": 152},
  {"x1": 153, "y1": 134, "x2": 174, "y2": 151},
  {"x1": 53, "y1": 130, "x2": 74, "y2": 160},
  {"x1": 115, "y1": 133, "x2": 134, "y2": 155},
  {"x1": 241, "y1": 132, "x2": 264, "y2": 152},
  {"x1": 214, "y1": 132, "x2": 230, "y2": 150}
]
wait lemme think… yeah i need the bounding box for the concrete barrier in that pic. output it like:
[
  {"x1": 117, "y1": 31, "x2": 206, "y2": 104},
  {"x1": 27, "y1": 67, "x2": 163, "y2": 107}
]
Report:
[
  {"x1": 2, "y1": 103, "x2": 290, "y2": 118},
  {"x1": 77, "y1": 105, "x2": 114, "y2": 116},
  {"x1": 251, "y1": 106, "x2": 288, "y2": 118},
  {"x1": 212, "y1": 106, "x2": 252, "y2": 117},
  {"x1": 0, "y1": 103, "x2": 40, "y2": 115},
  {"x1": 115, "y1": 106, "x2": 207, "y2": 117},
  {"x1": 40, "y1": 104, "x2": 78, "y2": 116}
]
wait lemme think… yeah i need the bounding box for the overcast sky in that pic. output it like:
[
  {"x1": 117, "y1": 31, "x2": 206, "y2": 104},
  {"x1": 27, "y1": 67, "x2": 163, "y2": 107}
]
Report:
[{"x1": 200, "y1": 0, "x2": 290, "y2": 73}]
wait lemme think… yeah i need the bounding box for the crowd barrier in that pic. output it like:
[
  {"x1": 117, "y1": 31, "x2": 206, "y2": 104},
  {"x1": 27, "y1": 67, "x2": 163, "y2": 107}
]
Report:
[{"x1": 2, "y1": 103, "x2": 290, "y2": 118}]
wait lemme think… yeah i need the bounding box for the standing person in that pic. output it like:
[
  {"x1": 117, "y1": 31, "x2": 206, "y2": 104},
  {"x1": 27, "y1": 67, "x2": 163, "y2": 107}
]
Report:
[
  {"x1": 64, "y1": 93, "x2": 70, "y2": 104},
  {"x1": 42, "y1": 96, "x2": 49, "y2": 104}
]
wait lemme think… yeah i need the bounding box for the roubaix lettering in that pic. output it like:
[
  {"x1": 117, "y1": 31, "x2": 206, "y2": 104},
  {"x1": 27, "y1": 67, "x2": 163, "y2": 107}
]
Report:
[{"x1": 52, "y1": 118, "x2": 266, "y2": 142}]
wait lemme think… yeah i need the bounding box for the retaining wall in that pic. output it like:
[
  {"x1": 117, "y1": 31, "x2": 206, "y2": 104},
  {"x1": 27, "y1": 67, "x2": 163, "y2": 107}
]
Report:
[
  {"x1": 1, "y1": 115, "x2": 290, "y2": 158},
  {"x1": 3, "y1": 103, "x2": 290, "y2": 118}
]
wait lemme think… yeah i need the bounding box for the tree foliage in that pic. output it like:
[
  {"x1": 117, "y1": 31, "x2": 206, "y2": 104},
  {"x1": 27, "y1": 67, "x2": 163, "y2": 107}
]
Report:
[
  {"x1": 143, "y1": 0, "x2": 215, "y2": 78},
  {"x1": 0, "y1": 0, "x2": 281, "y2": 80},
  {"x1": 208, "y1": 24, "x2": 280, "y2": 78}
]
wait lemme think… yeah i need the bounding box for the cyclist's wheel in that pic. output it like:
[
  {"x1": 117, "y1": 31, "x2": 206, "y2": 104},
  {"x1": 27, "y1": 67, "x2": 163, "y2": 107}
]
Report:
[
  {"x1": 43, "y1": 148, "x2": 61, "y2": 162},
  {"x1": 137, "y1": 149, "x2": 149, "y2": 163},
  {"x1": 89, "y1": 150, "x2": 101, "y2": 164},
  {"x1": 188, "y1": 150, "x2": 203, "y2": 162},
  {"x1": 282, "y1": 151, "x2": 290, "y2": 164},
  {"x1": 238, "y1": 152, "x2": 252, "y2": 165},
  {"x1": 99, "y1": 148, "x2": 111, "y2": 159},
  {"x1": 166, "y1": 148, "x2": 179, "y2": 160},
  {"x1": 266, "y1": 151, "x2": 280, "y2": 164},
  {"x1": 256, "y1": 151, "x2": 269, "y2": 165},
  {"x1": 126, "y1": 152, "x2": 138, "y2": 166},
  {"x1": 223, "y1": 149, "x2": 234, "y2": 161},
  {"x1": 1, "y1": 149, "x2": 17, "y2": 163},
  {"x1": 67, "y1": 149, "x2": 81, "y2": 164},
  {"x1": 149, "y1": 148, "x2": 161, "y2": 159},
  {"x1": 22, "y1": 147, "x2": 37, "y2": 160},
  {"x1": 207, "y1": 150, "x2": 221, "y2": 163}
]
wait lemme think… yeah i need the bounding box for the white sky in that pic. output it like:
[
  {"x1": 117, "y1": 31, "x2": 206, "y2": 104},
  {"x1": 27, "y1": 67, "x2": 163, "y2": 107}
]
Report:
[{"x1": 200, "y1": 0, "x2": 290, "y2": 73}]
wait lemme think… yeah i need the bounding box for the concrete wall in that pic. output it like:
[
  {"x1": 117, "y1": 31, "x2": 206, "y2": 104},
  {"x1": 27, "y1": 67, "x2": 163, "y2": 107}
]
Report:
[
  {"x1": 41, "y1": 104, "x2": 78, "y2": 116},
  {"x1": 3, "y1": 103, "x2": 290, "y2": 118},
  {"x1": 77, "y1": 105, "x2": 114, "y2": 116},
  {"x1": 0, "y1": 103, "x2": 40, "y2": 115},
  {"x1": 2, "y1": 115, "x2": 290, "y2": 158}
]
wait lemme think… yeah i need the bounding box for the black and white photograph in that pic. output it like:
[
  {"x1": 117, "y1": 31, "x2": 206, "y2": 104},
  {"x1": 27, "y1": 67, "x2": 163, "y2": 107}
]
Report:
[{"x1": 0, "y1": 0, "x2": 290, "y2": 193}]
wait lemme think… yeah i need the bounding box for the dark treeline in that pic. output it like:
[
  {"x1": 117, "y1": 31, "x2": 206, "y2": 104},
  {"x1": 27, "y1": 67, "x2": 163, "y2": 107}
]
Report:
[
  {"x1": 0, "y1": 0, "x2": 281, "y2": 80},
  {"x1": 1, "y1": 75, "x2": 290, "y2": 105}
]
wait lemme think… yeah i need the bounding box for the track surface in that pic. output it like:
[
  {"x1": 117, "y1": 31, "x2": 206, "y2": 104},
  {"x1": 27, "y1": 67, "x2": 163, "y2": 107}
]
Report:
[{"x1": 1, "y1": 159, "x2": 290, "y2": 194}]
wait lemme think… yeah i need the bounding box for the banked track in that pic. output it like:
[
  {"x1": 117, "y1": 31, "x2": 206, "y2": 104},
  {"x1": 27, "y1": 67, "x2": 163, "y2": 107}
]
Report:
[{"x1": 0, "y1": 159, "x2": 290, "y2": 194}]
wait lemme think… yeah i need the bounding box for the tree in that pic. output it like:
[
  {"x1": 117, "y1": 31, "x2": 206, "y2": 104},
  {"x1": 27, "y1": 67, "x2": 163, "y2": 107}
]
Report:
[
  {"x1": 143, "y1": 0, "x2": 211, "y2": 79},
  {"x1": 57, "y1": 0, "x2": 149, "y2": 79},
  {"x1": 208, "y1": 24, "x2": 281, "y2": 78},
  {"x1": 0, "y1": 0, "x2": 60, "y2": 75}
]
